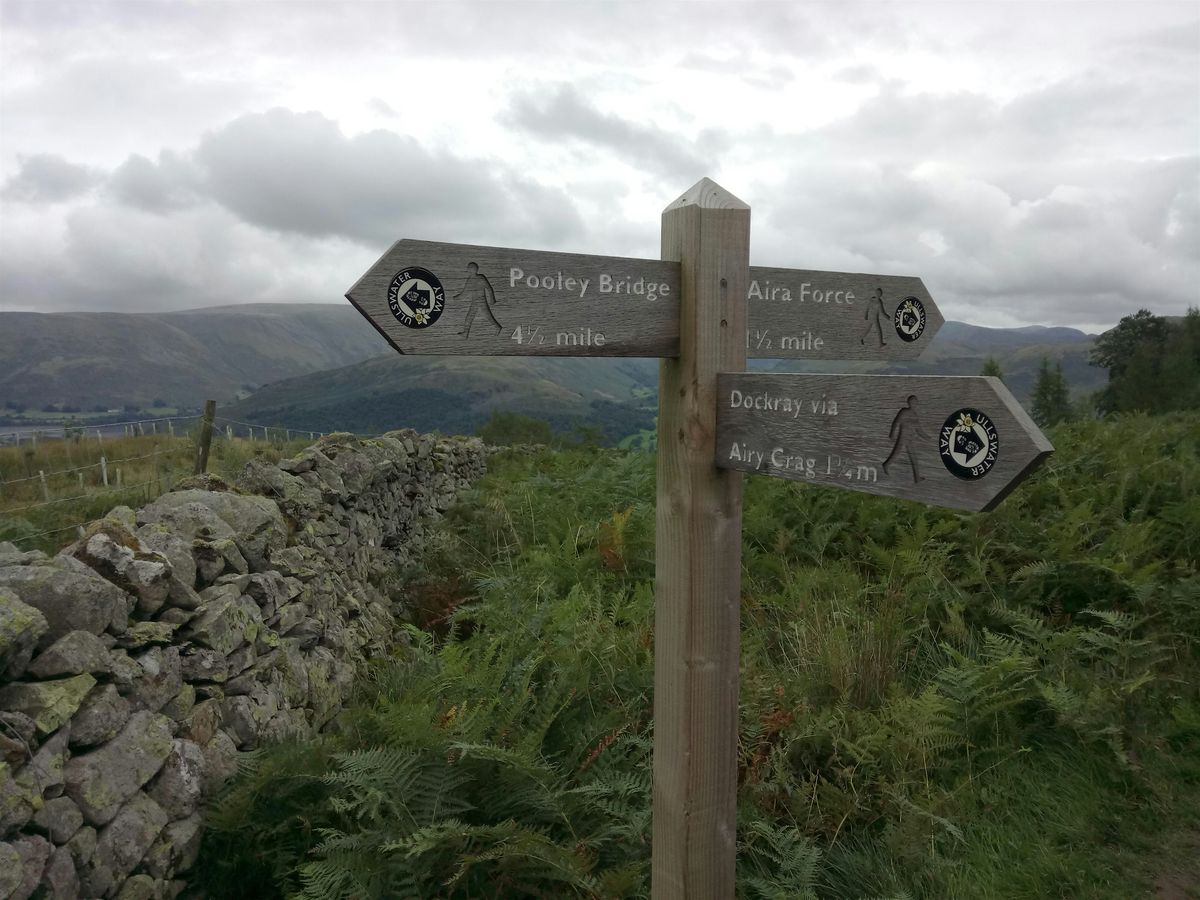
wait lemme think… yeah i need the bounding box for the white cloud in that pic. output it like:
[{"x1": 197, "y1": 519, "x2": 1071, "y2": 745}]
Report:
[{"x1": 0, "y1": 1, "x2": 1196, "y2": 330}]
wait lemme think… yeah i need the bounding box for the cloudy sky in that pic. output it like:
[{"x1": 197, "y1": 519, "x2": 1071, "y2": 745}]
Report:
[{"x1": 1, "y1": 1, "x2": 1196, "y2": 332}]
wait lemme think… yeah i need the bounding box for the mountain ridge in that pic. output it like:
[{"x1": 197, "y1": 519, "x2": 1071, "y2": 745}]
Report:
[{"x1": 1, "y1": 304, "x2": 1104, "y2": 435}]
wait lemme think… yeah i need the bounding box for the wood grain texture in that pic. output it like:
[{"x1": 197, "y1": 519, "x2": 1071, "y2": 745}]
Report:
[
  {"x1": 653, "y1": 179, "x2": 749, "y2": 899},
  {"x1": 716, "y1": 373, "x2": 1053, "y2": 511},
  {"x1": 745, "y1": 266, "x2": 942, "y2": 360},
  {"x1": 345, "y1": 240, "x2": 680, "y2": 357}
]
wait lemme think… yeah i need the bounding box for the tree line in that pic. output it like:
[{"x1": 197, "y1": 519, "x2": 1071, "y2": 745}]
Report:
[{"x1": 981, "y1": 307, "x2": 1200, "y2": 428}]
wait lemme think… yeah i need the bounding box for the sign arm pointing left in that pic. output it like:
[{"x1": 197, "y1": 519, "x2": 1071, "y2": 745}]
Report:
[{"x1": 346, "y1": 240, "x2": 409, "y2": 356}]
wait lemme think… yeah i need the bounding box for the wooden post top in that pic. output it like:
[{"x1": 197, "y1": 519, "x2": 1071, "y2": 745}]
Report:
[{"x1": 666, "y1": 177, "x2": 750, "y2": 211}]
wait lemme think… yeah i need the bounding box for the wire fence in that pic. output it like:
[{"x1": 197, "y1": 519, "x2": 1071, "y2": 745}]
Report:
[
  {"x1": 0, "y1": 445, "x2": 196, "y2": 489},
  {"x1": 0, "y1": 414, "x2": 203, "y2": 445},
  {"x1": 1, "y1": 416, "x2": 325, "y2": 487},
  {"x1": 0, "y1": 408, "x2": 340, "y2": 549},
  {"x1": 211, "y1": 415, "x2": 327, "y2": 442},
  {"x1": 3, "y1": 479, "x2": 168, "y2": 514}
]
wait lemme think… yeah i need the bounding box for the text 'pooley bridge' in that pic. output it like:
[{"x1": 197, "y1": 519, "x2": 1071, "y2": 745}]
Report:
[{"x1": 347, "y1": 178, "x2": 1053, "y2": 899}]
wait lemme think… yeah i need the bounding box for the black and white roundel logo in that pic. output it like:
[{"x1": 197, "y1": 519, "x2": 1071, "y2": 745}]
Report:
[
  {"x1": 387, "y1": 267, "x2": 445, "y2": 329},
  {"x1": 893, "y1": 297, "x2": 927, "y2": 343},
  {"x1": 939, "y1": 408, "x2": 999, "y2": 480}
]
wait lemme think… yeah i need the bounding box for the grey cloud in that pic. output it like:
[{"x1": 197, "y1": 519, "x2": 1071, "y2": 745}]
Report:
[
  {"x1": 2, "y1": 0, "x2": 832, "y2": 77},
  {"x1": 0, "y1": 110, "x2": 591, "y2": 313},
  {"x1": 1104, "y1": 18, "x2": 1200, "y2": 66},
  {"x1": 810, "y1": 63, "x2": 1196, "y2": 170},
  {"x1": 745, "y1": 57, "x2": 1199, "y2": 327},
  {"x1": 108, "y1": 151, "x2": 201, "y2": 212},
  {"x1": 752, "y1": 155, "x2": 1198, "y2": 330},
  {"x1": 1004, "y1": 74, "x2": 1158, "y2": 147},
  {"x1": 506, "y1": 85, "x2": 720, "y2": 179},
  {"x1": 192, "y1": 109, "x2": 584, "y2": 248},
  {"x1": 0, "y1": 203, "x2": 355, "y2": 314},
  {"x1": 1, "y1": 154, "x2": 102, "y2": 203},
  {"x1": 2, "y1": 57, "x2": 264, "y2": 164}
]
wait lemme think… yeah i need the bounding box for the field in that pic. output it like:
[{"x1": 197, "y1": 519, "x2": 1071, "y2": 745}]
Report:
[
  {"x1": 0, "y1": 428, "x2": 316, "y2": 553},
  {"x1": 190, "y1": 412, "x2": 1200, "y2": 898}
]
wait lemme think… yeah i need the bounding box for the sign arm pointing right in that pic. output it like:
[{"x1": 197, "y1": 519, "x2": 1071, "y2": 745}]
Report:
[{"x1": 716, "y1": 372, "x2": 1053, "y2": 512}]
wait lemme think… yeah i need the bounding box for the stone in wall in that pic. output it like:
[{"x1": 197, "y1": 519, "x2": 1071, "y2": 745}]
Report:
[{"x1": 0, "y1": 431, "x2": 486, "y2": 897}]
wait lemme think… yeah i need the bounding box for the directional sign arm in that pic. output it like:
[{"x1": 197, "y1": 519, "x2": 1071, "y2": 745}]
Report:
[
  {"x1": 716, "y1": 373, "x2": 1052, "y2": 511},
  {"x1": 345, "y1": 239, "x2": 681, "y2": 357},
  {"x1": 347, "y1": 239, "x2": 945, "y2": 361},
  {"x1": 744, "y1": 266, "x2": 943, "y2": 361}
]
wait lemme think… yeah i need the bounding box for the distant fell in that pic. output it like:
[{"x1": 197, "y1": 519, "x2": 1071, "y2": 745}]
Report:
[
  {"x1": 936, "y1": 321, "x2": 1094, "y2": 353},
  {"x1": 0, "y1": 304, "x2": 381, "y2": 410},
  {"x1": 2, "y1": 303, "x2": 1104, "y2": 435},
  {"x1": 224, "y1": 354, "x2": 660, "y2": 443},
  {"x1": 227, "y1": 317, "x2": 1101, "y2": 440}
]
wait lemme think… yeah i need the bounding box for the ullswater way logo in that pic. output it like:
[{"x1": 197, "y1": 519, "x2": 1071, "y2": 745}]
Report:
[
  {"x1": 893, "y1": 297, "x2": 926, "y2": 343},
  {"x1": 939, "y1": 408, "x2": 999, "y2": 480},
  {"x1": 388, "y1": 267, "x2": 445, "y2": 329}
]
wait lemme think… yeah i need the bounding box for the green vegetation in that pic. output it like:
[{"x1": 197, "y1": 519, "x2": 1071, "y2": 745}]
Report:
[
  {"x1": 0, "y1": 405, "x2": 184, "y2": 426},
  {"x1": 1030, "y1": 357, "x2": 1073, "y2": 427},
  {"x1": 979, "y1": 356, "x2": 1003, "y2": 380},
  {"x1": 1092, "y1": 308, "x2": 1200, "y2": 415},
  {"x1": 226, "y1": 354, "x2": 659, "y2": 446},
  {"x1": 0, "y1": 431, "x2": 315, "y2": 554},
  {"x1": 476, "y1": 410, "x2": 607, "y2": 449},
  {"x1": 197, "y1": 413, "x2": 1200, "y2": 898}
]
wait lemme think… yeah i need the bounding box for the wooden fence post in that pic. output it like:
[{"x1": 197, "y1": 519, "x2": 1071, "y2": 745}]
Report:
[
  {"x1": 653, "y1": 178, "x2": 750, "y2": 899},
  {"x1": 100, "y1": 456, "x2": 108, "y2": 487},
  {"x1": 194, "y1": 400, "x2": 216, "y2": 475}
]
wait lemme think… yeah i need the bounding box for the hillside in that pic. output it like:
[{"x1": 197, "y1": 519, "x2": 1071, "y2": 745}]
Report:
[
  {"x1": 1, "y1": 303, "x2": 1101, "y2": 437},
  {"x1": 0, "y1": 304, "x2": 382, "y2": 411},
  {"x1": 226, "y1": 354, "x2": 660, "y2": 442},
  {"x1": 884, "y1": 320, "x2": 1102, "y2": 401},
  {"x1": 230, "y1": 318, "x2": 1099, "y2": 439}
]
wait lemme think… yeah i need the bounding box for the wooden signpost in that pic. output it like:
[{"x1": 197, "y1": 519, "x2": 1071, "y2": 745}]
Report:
[{"x1": 346, "y1": 176, "x2": 1052, "y2": 900}]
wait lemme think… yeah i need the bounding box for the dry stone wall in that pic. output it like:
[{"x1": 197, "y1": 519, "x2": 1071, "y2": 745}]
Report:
[{"x1": 0, "y1": 431, "x2": 487, "y2": 899}]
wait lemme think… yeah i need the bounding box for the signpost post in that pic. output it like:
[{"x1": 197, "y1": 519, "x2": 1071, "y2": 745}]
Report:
[
  {"x1": 653, "y1": 179, "x2": 748, "y2": 898},
  {"x1": 346, "y1": 177, "x2": 1052, "y2": 900}
]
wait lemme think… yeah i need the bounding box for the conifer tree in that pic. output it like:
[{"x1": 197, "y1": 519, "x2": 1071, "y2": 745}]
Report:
[
  {"x1": 980, "y1": 356, "x2": 1003, "y2": 381},
  {"x1": 1032, "y1": 357, "x2": 1072, "y2": 427}
]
